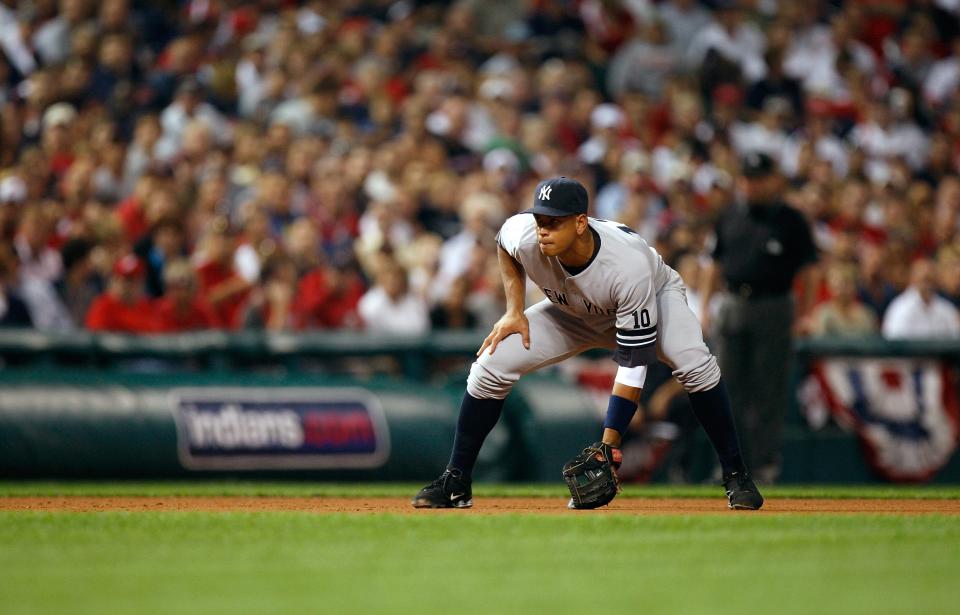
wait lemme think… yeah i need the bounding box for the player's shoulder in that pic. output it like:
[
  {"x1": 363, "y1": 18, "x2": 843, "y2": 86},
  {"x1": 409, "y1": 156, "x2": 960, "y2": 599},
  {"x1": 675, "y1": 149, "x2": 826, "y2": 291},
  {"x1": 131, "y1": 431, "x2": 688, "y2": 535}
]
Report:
[
  {"x1": 499, "y1": 213, "x2": 536, "y2": 238},
  {"x1": 590, "y1": 217, "x2": 660, "y2": 277},
  {"x1": 497, "y1": 213, "x2": 537, "y2": 251},
  {"x1": 501, "y1": 212, "x2": 534, "y2": 229},
  {"x1": 590, "y1": 217, "x2": 649, "y2": 249}
]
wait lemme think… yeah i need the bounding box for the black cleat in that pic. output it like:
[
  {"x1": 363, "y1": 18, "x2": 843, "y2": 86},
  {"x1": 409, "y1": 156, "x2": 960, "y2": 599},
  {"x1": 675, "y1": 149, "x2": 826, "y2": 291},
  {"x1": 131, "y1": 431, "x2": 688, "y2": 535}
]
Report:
[
  {"x1": 412, "y1": 468, "x2": 473, "y2": 509},
  {"x1": 723, "y1": 471, "x2": 764, "y2": 510}
]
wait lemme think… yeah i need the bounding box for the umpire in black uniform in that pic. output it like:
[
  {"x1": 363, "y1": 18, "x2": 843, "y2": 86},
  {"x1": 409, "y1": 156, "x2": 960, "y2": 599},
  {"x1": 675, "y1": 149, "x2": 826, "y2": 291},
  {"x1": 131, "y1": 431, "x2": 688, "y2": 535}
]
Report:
[{"x1": 701, "y1": 152, "x2": 818, "y2": 483}]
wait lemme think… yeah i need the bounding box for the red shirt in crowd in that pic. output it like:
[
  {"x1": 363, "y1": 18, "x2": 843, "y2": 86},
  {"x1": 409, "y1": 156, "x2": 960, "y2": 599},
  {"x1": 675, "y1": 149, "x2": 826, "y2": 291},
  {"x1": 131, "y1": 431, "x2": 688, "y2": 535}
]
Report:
[
  {"x1": 85, "y1": 294, "x2": 158, "y2": 333},
  {"x1": 48, "y1": 152, "x2": 75, "y2": 177},
  {"x1": 116, "y1": 195, "x2": 149, "y2": 243},
  {"x1": 153, "y1": 296, "x2": 219, "y2": 332},
  {"x1": 195, "y1": 260, "x2": 250, "y2": 329},
  {"x1": 294, "y1": 267, "x2": 365, "y2": 329}
]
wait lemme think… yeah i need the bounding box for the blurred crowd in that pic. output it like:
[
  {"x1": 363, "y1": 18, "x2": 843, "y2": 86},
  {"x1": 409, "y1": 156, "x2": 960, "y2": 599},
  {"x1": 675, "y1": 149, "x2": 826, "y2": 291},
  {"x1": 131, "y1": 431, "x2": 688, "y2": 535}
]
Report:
[{"x1": 1, "y1": 0, "x2": 959, "y2": 339}]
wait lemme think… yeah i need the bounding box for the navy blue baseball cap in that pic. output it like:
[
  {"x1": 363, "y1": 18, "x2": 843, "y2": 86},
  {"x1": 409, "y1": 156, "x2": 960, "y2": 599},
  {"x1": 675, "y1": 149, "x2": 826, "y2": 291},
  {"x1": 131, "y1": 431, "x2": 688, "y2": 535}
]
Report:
[{"x1": 525, "y1": 177, "x2": 588, "y2": 217}]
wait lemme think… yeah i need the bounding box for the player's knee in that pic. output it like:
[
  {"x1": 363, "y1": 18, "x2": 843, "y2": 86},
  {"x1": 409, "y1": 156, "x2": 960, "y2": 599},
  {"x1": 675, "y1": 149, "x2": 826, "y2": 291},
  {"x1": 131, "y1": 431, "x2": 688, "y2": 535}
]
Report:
[
  {"x1": 673, "y1": 353, "x2": 721, "y2": 393},
  {"x1": 466, "y1": 361, "x2": 515, "y2": 400}
]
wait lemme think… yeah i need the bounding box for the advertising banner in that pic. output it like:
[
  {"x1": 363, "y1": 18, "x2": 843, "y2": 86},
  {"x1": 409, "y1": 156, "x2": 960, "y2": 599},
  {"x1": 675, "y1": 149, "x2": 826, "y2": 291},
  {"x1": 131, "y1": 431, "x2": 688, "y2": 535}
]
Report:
[{"x1": 172, "y1": 387, "x2": 391, "y2": 470}]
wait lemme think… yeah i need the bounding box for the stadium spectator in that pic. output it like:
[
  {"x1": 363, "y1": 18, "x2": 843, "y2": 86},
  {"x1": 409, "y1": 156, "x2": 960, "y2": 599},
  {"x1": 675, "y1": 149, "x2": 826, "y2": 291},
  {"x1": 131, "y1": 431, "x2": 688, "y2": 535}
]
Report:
[
  {"x1": 358, "y1": 258, "x2": 429, "y2": 337},
  {"x1": 430, "y1": 274, "x2": 479, "y2": 331},
  {"x1": 783, "y1": 9, "x2": 877, "y2": 99},
  {"x1": 14, "y1": 204, "x2": 73, "y2": 331},
  {"x1": 57, "y1": 237, "x2": 99, "y2": 327},
  {"x1": 924, "y1": 36, "x2": 960, "y2": 110},
  {"x1": 882, "y1": 258, "x2": 960, "y2": 339},
  {"x1": 431, "y1": 191, "x2": 504, "y2": 305},
  {"x1": 241, "y1": 253, "x2": 298, "y2": 331},
  {"x1": 0, "y1": 247, "x2": 32, "y2": 328},
  {"x1": 687, "y1": 0, "x2": 767, "y2": 85},
  {"x1": 607, "y1": 19, "x2": 677, "y2": 99},
  {"x1": 295, "y1": 262, "x2": 365, "y2": 330},
  {"x1": 123, "y1": 115, "x2": 160, "y2": 193},
  {"x1": 85, "y1": 253, "x2": 156, "y2": 333},
  {"x1": 14, "y1": 205, "x2": 61, "y2": 283},
  {"x1": 938, "y1": 244, "x2": 960, "y2": 308},
  {"x1": 658, "y1": 0, "x2": 712, "y2": 65},
  {"x1": 232, "y1": 207, "x2": 272, "y2": 286},
  {"x1": 284, "y1": 219, "x2": 364, "y2": 330},
  {"x1": 156, "y1": 79, "x2": 231, "y2": 163},
  {"x1": 856, "y1": 240, "x2": 900, "y2": 318},
  {"x1": 674, "y1": 252, "x2": 718, "y2": 333},
  {"x1": 809, "y1": 263, "x2": 878, "y2": 337},
  {"x1": 746, "y1": 48, "x2": 805, "y2": 125},
  {"x1": 31, "y1": 0, "x2": 91, "y2": 67},
  {"x1": 194, "y1": 220, "x2": 251, "y2": 329},
  {"x1": 134, "y1": 217, "x2": 187, "y2": 298},
  {"x1": 153, "y1": 259, "x2": 217, "y2": 332},
  {"x1": 595, "y1": 150, "x2": 656, "y2": 225}
]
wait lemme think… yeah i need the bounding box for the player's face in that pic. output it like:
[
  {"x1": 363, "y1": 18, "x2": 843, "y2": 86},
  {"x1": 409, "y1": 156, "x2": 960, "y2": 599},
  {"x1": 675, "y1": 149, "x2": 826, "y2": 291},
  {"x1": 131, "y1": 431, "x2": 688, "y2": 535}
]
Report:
[{"x1": 534, "y1": 214, "x2": 579, "y2": 256}]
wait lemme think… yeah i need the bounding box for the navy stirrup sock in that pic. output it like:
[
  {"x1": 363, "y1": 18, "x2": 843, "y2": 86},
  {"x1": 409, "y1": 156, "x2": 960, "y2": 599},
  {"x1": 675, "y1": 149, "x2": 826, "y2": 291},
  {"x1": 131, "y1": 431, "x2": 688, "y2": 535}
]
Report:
[
  {"x1": 603, "y1": 395, "x2": 637, "y2": 437},
  {"x1": 448, "y1": 392, "x2": 506, "y2": 478},
  {"x1": 687, "y1": 378, "x2": 745, "y2": 475}
]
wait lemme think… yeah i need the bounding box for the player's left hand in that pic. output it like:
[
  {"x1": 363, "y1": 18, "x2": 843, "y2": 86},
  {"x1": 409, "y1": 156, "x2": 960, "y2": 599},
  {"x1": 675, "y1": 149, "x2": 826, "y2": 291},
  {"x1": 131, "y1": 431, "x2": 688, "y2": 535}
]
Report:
[{"x1": 477, "y1": 312, "x2": 530, "y2": 356}]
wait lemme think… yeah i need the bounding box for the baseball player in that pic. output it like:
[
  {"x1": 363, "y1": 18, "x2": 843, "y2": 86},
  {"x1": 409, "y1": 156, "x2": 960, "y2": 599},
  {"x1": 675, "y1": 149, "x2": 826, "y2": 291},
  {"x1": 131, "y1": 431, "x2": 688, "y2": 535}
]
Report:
[{"x1": 412, "y1": 177, "x2": 763, "y2": 510}]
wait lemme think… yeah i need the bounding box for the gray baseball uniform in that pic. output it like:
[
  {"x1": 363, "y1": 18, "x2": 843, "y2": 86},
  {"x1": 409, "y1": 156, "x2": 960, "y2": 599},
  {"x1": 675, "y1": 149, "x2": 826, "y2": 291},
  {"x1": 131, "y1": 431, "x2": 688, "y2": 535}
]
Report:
[{"x1": 466, "y1": 214, "x2": 720, "y2": 399}]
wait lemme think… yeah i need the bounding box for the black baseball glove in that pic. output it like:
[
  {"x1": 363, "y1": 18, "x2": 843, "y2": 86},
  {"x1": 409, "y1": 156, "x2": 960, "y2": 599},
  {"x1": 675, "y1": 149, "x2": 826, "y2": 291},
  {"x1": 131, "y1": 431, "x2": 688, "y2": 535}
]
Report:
[{"x1": 562, "y1": 441, "x2": 623, "y2": 509}]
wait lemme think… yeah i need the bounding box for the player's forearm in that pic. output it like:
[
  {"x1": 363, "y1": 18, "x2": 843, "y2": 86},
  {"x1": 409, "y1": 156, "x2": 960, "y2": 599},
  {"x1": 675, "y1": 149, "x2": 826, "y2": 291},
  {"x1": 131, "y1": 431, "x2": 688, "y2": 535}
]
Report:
[
  {"x1": 498, "y1": 246, "x2": 526, "y2": 316},
  {"x1": 601, "y1": 368, "x2": 646, "y2": 446},
  {"x1": 602, "y1": 385, "x2": 641, "y2": 448},
  {"x1": 611, "y1": 381, "x2": 642, "y2": 403}
]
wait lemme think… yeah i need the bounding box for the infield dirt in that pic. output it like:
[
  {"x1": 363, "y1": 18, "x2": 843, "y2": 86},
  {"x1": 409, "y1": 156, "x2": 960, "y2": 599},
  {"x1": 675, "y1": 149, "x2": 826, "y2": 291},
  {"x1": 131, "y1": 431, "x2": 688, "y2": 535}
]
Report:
[{"x1": 2, "y1": 497, "x2": 958, "y2": 514}]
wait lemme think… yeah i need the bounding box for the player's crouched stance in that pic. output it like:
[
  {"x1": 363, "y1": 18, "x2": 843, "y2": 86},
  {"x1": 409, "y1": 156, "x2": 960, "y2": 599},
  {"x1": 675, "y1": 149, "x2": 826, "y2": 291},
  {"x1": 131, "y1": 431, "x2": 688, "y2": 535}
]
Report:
[{"x1": 413, "y1": 177, "x2": 763, "y2": 511}]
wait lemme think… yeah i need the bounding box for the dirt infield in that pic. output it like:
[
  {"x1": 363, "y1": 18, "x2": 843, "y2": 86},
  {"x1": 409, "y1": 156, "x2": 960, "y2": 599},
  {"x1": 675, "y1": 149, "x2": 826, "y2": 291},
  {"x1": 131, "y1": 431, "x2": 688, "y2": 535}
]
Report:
[{"x1": 1, "y1": 496, "x2": 959, "y2": 514}]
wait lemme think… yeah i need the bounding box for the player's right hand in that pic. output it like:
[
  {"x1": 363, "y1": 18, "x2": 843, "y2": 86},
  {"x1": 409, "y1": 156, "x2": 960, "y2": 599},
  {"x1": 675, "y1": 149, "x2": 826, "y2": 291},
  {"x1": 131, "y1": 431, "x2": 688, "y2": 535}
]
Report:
[{"x1": 477, "y1": 312, "x2": 530, "y2": 356}]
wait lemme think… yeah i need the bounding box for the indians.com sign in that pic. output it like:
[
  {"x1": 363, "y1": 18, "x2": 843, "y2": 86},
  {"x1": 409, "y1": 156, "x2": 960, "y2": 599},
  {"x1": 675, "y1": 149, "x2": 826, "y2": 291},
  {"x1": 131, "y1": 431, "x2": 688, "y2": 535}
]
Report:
[{"x1": 172, "y1": 388, "x2": 390, "y2": 470}]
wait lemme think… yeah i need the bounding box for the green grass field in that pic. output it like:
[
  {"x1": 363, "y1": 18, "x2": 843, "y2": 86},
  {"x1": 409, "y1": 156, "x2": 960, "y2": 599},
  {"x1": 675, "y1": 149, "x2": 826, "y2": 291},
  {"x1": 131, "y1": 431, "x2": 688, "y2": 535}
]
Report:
[{"x1": 2, "y1": 483, "x2": 958, "y2": 615}]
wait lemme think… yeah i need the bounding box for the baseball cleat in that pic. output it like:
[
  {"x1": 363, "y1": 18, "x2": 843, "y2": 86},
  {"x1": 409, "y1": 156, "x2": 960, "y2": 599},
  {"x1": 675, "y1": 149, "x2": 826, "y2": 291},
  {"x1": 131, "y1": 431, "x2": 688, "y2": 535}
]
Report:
[
  {"x1": 723, "y1": 471, "x2": 764, "y2": 510},
  {"x1": 411, "y1": 468, "x2": 473, "y2": 509}
]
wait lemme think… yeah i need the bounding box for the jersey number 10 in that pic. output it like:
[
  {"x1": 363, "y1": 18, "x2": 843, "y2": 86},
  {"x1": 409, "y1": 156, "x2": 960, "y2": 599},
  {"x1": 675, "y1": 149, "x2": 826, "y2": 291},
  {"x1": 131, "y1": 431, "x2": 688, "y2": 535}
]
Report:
[{"x1": 631, "y1": 309, "x2": 651, "y2": 328}]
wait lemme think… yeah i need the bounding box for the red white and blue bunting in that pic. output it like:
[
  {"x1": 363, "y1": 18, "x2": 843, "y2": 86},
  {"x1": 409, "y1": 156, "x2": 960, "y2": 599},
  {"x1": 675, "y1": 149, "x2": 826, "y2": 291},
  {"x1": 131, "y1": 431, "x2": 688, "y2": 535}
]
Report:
[{"x1": 804, "y1": 359, "x2": 960, "y2": 482}]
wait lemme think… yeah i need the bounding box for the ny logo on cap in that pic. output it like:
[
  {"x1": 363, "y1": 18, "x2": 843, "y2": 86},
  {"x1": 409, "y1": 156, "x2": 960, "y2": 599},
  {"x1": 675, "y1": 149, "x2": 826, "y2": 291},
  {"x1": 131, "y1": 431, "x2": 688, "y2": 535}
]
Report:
[{"x1": 538, "y1": 185, "x2": 552, "y2": 200}]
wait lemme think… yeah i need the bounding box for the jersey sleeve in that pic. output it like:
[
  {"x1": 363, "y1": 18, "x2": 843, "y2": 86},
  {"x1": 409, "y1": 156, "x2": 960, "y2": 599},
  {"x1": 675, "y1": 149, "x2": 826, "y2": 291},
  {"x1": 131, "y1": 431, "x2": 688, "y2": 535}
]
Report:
[
  {"x1": 495, "y1": 214, "x2": 532, "y2": 260},
  {"x1": 613, "y1": 273, "x2": 659, "y2": 368}
]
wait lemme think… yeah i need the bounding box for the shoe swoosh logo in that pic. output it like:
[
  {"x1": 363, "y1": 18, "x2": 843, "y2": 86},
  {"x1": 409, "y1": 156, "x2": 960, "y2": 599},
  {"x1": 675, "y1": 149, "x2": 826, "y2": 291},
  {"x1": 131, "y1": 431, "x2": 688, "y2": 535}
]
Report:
[{"x1": 449, "y1": 493, "x2": 465, "y2": 501}]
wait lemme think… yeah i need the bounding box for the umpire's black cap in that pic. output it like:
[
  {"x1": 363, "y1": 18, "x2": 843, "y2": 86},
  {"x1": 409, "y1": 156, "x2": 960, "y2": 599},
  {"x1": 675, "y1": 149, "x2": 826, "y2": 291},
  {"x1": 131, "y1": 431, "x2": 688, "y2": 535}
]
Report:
[{"x1": 525, "y1": 176, "x2": 588, "y2": 217}]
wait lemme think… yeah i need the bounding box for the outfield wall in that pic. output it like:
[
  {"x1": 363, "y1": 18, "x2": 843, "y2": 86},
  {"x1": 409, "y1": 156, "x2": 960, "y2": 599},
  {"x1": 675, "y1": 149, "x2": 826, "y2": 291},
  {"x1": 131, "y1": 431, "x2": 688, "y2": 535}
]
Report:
[{"x1": 0, "y1": 330, "x2": 957, "y2": 483}]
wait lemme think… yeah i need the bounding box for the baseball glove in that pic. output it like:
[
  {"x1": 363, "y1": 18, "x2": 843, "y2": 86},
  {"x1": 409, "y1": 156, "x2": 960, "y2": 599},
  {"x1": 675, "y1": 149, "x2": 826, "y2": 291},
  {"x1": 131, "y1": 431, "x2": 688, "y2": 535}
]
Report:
[{"x1": 562, "y1": 441, "x2": 623, "y2": 509}]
